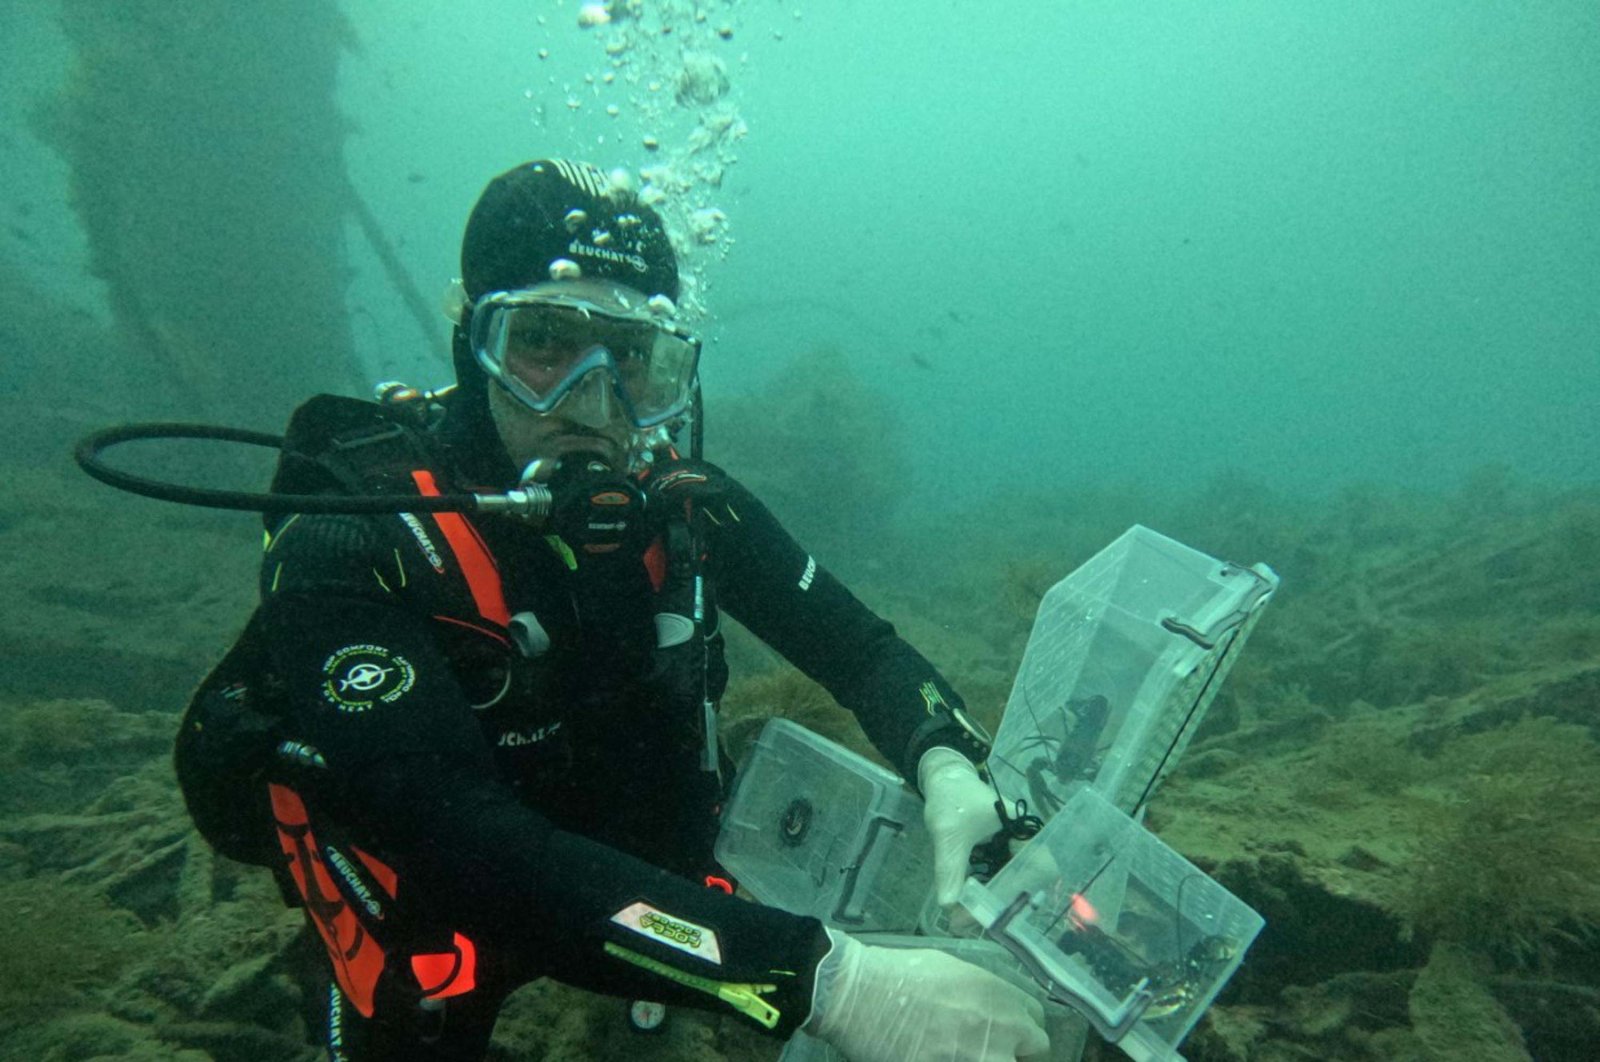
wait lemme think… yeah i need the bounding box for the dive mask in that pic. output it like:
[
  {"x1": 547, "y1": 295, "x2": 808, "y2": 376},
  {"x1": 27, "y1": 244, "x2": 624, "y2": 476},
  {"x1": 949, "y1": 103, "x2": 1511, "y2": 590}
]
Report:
[{"x1": 469, "y1": 280, "x2": 700, "y2": 429}]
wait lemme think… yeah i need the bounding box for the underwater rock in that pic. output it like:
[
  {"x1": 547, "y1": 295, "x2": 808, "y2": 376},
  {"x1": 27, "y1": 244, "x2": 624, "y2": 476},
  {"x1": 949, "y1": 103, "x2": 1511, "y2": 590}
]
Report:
[
  {"x1": 1489, "y1": 977, "x2": 1600, "y2": 1060},
  {"x1": 4, "y1": 1011, "x2": 213, "y2": 1061},
  {"x1": 162, "y1": 1018, "x2": 316, "y2": 1061},
  {"x1": 1409, "y1": 943, "x2": 1530, "y2": 1062},
  {"x1": 197, "y1": 952, "x2": 295, "y2": 1021}
]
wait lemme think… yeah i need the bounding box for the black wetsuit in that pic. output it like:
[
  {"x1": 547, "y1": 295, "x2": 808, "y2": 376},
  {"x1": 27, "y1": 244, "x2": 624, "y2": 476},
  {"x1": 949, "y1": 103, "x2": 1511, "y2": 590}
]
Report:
[{"x1": 216, "y1": 393, "x2": 983, "y2": 1059}]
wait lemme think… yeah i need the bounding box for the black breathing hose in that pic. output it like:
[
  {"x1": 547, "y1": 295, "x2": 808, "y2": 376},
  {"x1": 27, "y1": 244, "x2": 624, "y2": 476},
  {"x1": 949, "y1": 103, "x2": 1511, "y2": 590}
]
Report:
[
  {"x1": 690, "y1": 385, "x2": 704, "y2": 460},
  {"x1": 73, "y1": 422, "x2": 542, "y2": 517}
]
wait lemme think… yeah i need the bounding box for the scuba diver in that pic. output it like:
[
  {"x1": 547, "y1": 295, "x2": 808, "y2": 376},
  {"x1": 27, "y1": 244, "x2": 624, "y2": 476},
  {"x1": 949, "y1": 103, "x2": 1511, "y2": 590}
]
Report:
[{"x1": 175, "y1": 160, "x2": 1049, "y2": 1061}]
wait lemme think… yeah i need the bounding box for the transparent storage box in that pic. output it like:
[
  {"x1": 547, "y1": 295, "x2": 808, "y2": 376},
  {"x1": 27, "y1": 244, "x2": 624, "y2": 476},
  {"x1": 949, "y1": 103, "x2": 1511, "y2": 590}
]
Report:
[
  {"x1": 959, "y1": 784, "x2": 1264, "y2": 1062},
  {"x1": 780, "y1": 934, "x2": 1090, "y2": 1062},
  {"x1": 715, "y1": 718, "x2": 934, "y2": 932},
  {"x1": 717, "y1": 526, "x2": 1275, "y2": 1061},
  {"x1": 988, "y1": 525, "x2": 1277, "y2": 818}
]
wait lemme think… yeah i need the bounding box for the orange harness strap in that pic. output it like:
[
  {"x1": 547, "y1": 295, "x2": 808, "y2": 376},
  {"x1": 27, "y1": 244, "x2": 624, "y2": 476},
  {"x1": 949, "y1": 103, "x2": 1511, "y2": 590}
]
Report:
[
  {"x1": 270, "y1": 784, "x2": 389, "y2": 1018},
  {"x1": 271, "y1": 785, "x2": 480, "y2": 1012},
  {"x1": 411, "y1": 470, "x2": 511, "y2": 629}
]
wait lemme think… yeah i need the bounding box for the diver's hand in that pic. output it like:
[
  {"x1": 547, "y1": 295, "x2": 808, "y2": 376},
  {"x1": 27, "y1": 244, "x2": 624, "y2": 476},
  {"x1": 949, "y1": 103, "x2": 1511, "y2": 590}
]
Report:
[
  {"x1": 644, "y1": 457, "x2": 729, "y2": 509},
  {"x1": 920, "y1": 746, "x2": 1003, "y2": 906},
  {"x1": 805, "y1": 930, "x2": 1049, "y2": 1062},
  {"x1": 547, "y1": 459, "x2": 647, "y2": 556}
]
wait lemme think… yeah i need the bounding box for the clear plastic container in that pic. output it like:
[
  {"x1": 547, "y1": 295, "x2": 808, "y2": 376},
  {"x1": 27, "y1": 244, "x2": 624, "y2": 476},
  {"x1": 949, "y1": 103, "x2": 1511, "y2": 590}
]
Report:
[
  {"x1": 714, "y1": 718, "x2": 934, "y2": 932},
  {"x1": 780, "y1": 934, "x2": 1090, "y2": 1062},
  {"x1": 717, "y1": 526, "x2": 1275, "y2": 1061},
  {"x1": 959, "y1": 784, "x2": 1264, "y2": 1062},
  {"x1": 988, "y1": 525, "x2": 1277, "y2": 819}
]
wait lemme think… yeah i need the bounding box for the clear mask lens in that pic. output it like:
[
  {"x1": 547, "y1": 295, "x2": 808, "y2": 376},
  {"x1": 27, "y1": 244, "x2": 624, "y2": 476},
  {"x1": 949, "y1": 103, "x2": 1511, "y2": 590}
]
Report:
[
  {"x1": 548, "y1": 363, "x2": 617, "y2": 430},
  {"x1": 471, "y1": 287, "x2": 698, "y2": 428}
]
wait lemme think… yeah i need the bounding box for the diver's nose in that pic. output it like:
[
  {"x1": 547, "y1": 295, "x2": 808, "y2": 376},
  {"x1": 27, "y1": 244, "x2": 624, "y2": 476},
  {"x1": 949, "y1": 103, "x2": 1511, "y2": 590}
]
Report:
[{"x1": 553, "y1": 365, "x2": 620, "y2": 429}]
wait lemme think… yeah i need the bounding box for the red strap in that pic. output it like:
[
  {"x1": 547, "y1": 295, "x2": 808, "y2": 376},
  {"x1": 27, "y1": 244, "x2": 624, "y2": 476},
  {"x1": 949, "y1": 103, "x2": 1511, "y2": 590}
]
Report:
[
  {"x1": 351, "y1": 846, "x2": 399, "y2": 899},
  {"x1": 269, "y1": 784, "x2": 388, "y2": 1018},
  {"x1": 432, "y1": 613, "x2": 512, "y2": 647},
  {"x1": 643, "y1": 536, "x2": 667, "y2": 592},
  {"x1": 411, "y1": 933, "x2": 478, "y2": 999},
  {"x1": 411, "y1": 470, "x2": 510, "y2": 628}
]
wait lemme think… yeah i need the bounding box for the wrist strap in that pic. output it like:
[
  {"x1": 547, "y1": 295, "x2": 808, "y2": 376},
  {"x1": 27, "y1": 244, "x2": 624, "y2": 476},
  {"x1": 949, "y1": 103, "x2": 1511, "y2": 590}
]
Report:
[{"x1": 904, "y1": 707, "x2": 991, "y2": 786}]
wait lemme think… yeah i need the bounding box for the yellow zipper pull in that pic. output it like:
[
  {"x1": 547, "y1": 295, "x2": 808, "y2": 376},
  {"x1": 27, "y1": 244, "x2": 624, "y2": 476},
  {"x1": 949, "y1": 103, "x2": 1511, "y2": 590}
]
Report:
[
  {"x1": 603, "y1": 942, "x2": 782, "y2": 1029},
  {"x1": 713, "y1": 982, "x2": 782, "y2": 1029}
]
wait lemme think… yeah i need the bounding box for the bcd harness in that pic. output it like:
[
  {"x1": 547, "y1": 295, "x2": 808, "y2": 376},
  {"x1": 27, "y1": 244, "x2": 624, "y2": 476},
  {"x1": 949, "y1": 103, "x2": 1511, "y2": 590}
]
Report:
[{"x1": 175, "y1": 392, "x2": 726, "y2": 1019}]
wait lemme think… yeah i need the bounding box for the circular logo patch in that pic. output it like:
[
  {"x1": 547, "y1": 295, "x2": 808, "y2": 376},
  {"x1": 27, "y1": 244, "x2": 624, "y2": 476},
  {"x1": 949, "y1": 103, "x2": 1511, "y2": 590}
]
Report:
[{"x1": 321, "y1": 643, "x2": 416, "y2": 712}]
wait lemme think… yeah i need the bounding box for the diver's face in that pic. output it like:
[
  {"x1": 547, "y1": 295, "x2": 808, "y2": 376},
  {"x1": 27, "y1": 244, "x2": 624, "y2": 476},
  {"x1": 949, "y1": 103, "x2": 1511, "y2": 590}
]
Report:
[{"x1": 487, "y1": 371, "x2": 631, "y2": 472}]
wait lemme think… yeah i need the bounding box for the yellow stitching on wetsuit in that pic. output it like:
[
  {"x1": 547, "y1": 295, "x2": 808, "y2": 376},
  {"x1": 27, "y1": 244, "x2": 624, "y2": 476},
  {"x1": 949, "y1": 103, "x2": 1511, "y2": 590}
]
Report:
[
  {"x1": 545, "y1": 535, "x2": 578, "y2": 570},
  {"x1": 265, "y1": 513, "x2": 302, "y2": 552},
  {"x1": 373, "y1": 569, "x2": 392, "y2": 593},
  {"x1": 271, "y1": 562, "x2": 283, "y2": 593},
  {"x1": 703, "y1": 509, "x2": 723, "y2": 527},
  {"x1": 394, "y1": 548, "x2": 408, "y2": 588}
]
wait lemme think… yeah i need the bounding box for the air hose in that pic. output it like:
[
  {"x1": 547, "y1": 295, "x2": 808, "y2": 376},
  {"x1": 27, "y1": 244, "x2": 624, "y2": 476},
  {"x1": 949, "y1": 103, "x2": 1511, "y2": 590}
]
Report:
[{"x1": 73, "y1": 422, "x2": 552, "y2": 520}]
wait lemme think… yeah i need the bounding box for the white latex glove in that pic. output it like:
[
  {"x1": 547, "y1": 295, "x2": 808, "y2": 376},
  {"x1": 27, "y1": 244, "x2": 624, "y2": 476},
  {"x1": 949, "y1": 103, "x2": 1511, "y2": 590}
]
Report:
[
  {"x1": 806, "y1": 929, "x2": 1049, "y2": 1062},
  {"x1": 920, "y1": 746, "x2": 1003, "y2": 906}
]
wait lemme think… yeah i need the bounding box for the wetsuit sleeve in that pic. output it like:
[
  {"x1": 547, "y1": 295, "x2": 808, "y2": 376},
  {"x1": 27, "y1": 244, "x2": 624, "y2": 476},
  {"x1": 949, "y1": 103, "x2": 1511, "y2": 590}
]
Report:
[
  {"x1": 258, "y1": 512, "x2": 829, "y2": 1034},
  {"x1": 703, "y1": 476, "x2": 990, "y2": 782}
]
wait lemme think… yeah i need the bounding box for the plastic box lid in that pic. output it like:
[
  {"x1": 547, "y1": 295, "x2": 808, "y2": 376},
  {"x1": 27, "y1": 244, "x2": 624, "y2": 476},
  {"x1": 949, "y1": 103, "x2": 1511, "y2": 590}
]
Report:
[
  {"x1": 714, "y1": 717, "x2": 935, "y2": 932},
  {"x1": 988, "y1": 525, "x2": 1277, "y2": 819}
]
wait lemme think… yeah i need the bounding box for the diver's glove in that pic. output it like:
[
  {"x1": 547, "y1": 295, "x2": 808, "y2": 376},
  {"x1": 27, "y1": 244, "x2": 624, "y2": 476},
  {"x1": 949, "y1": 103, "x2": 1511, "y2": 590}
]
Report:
[
  {"x1": 920, "y1": 746, "x2": 1004, "y2": 906},
  {"x1": 646, "y1": 457, "x2": 723, "y2": 497},
  {"x1": 643, "y1": 457, "x2": 734, "y2": 518},
  {"x1": 805, "y1": 929, "x2": 1050, "y2": 1062}
]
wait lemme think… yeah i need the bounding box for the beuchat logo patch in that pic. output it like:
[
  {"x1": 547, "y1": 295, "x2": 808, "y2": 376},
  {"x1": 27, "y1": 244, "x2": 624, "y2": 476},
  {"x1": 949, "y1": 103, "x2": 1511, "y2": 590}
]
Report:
[{"x1": 321, "y1": 644, "x2": 417, "y2": 712}]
